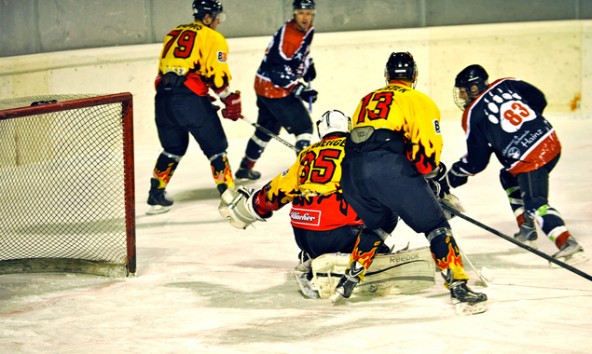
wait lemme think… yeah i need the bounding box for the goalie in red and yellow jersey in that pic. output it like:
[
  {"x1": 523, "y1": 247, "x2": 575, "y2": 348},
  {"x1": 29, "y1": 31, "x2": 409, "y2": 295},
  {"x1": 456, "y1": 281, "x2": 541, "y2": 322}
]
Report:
[{"x1": 219, "y1": 110, "x2": 390, "y2": 298}]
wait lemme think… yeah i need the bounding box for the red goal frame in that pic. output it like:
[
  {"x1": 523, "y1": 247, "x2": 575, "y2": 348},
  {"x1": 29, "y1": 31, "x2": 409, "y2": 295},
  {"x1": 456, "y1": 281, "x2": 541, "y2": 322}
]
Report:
[{"x1": 0, "y1": 93, "x2": 136, "y2": 276}]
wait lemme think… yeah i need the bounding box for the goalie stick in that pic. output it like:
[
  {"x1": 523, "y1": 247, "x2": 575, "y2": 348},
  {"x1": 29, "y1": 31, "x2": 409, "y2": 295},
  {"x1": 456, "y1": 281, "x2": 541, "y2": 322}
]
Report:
[
  {"x1": 306, "y1": 81, "x2": 313, "y2": 113},
  {"x1": 241, "y1": 117, "x2": 299, "y2": 153},
  {"x1": 440, "y1": 202, "x2": 592, "y2": 282}
]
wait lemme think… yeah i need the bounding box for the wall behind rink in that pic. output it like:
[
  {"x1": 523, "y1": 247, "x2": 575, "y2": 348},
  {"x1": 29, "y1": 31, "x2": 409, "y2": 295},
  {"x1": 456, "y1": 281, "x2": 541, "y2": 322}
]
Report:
[{"x1": 0, "y1": 20, "x2": 590, "y2": 145}]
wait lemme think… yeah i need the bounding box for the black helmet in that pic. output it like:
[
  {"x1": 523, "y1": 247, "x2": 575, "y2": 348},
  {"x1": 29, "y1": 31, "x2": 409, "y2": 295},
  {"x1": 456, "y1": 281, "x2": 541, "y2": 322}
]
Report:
[
  {"x1": 385, "y1": 52, "x2": 418, "y2": 86},
  {"x1": 193, "y1": 0, "x2": 223, "y2": 21},
  {"x1": 454, "y1": 64, "x2": 489, "y2": 110},
  {"x1": 293, "y1": 0, "x2": 316, "y2": 10}
]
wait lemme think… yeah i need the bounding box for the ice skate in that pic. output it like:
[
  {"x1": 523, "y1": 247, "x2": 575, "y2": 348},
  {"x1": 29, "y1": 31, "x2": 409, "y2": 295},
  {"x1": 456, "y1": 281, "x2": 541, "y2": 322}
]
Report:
[
  {"x1": 146, "y1": 178, "x2": 173, "y2": 215},
  {"x1": 552, "y1": 238, "x2": 587, "y2": 266},
  {"x1": 513, "y1": 216, "x2": 537, "y2": 248},
  {"x1": 331, "y1": 261, "x2": 364, "y2": 303},
  {"x1": 235, "y1": 167, "x2": 261, "y2": 181},
  {"x1": 449, "y1": 279, "x2": 488, "y2": 315},
  {"x1": 293, "y1": 271, "x2": 319, "y2": 299}
]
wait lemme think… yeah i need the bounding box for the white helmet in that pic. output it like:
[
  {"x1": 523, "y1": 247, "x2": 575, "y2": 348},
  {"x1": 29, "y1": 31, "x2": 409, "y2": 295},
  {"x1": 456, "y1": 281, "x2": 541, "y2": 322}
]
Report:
[{"x1": 316, "y1": 110, "x2": 350, "y2": 139}]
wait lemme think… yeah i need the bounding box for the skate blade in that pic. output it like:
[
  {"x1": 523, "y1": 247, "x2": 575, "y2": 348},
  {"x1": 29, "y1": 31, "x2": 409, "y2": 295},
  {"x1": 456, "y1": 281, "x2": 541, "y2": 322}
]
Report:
[
  {"x1": 146, "y1": 205, "x2": 171, "y2": 215},
  {"x1": 550, "y1": 251, "x2": 589, "y2": 267},
  {"x1": 330, "y1": 290, "x2": 346, "y2": 304},
  {"x1": 293, "y1": 272, "x2": 320, "y2": 299},
  {"x1": 454, "y1": 301, "x2": 488, "y2": 315}
]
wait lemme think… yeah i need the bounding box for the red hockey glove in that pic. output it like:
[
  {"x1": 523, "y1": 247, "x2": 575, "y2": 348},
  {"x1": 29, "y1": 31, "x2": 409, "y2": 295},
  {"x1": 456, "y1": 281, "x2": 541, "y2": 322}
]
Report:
[{"x1": 220, "y1": 91, "x2": 243, "y2": 121}]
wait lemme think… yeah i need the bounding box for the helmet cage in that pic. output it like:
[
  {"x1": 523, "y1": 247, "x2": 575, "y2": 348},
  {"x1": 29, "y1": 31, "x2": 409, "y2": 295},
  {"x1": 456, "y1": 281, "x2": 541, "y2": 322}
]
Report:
[
  {"x1": 316, "y1": 110, "x2": 350, "y2": 139},
  {"x1": 453, "y1": 64, "x2": 489, "y2": 110}
]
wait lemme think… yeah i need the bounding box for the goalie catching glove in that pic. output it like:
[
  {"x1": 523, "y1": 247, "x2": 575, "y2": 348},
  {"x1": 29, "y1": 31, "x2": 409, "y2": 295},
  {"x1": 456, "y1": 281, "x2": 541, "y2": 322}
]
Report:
[
  {"x1": 425, "y1": 163, "x2": 465, "y2": 220},
  {"x1": 218, "y1": 187, "x2": 271, "y2": 229}
]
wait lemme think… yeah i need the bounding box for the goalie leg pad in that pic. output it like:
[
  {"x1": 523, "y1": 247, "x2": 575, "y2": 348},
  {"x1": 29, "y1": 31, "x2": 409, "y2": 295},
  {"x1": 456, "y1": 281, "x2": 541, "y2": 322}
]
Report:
[
  {"x1": 311, "y1": 247, "x2": 436, "y2": 299},
  {"x1": 218, "y1": 187, "x2": 265, "y2": 229}
]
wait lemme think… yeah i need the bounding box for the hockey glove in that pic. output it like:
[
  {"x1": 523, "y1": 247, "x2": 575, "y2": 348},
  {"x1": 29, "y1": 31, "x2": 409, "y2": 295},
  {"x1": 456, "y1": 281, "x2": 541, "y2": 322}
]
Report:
[
  {"x1": 218, "y1": 187, "x2": 270, "y2": 229},
  {"x1": 425, "y1": 163, "x2": 451, "y2": 199},
  {"x1": 440, "y1": 192, "x2": 465, "y2": 220},
  {"x1": 303, "y1": 57, "x2": 316, "y2": 82},
  {"x1": 448, "y1": 162, "x2": 470, "y2": 188},
  {"x1": 293, "y1": 83, "x2": 318, "y2": 103},
  {"x1": 220, "y1": 91, "x2": 243, "y2": 121}
]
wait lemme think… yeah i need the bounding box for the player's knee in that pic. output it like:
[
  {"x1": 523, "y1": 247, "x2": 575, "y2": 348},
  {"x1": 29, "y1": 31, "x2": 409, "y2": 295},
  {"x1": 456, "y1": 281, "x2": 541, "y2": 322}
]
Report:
[
  {"x1": 425, "y1": 220, "x2": 451, "y2": 242},
  {"x1": 162, "y1": 150, "x2": 183, "y2": 161},
  {"x1": 499, "y1": 169, "x2": 517, "y2": 190},
  {"x1": 524, "y1": 197, "x2": 548, "y2": 216}
]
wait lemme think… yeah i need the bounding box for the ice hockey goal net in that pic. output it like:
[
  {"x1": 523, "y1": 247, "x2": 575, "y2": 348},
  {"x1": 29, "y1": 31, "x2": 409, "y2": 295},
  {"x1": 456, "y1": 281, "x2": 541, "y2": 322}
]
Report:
[{"x1": 0, "y1": 93, "x2": 136, "y2": 277}]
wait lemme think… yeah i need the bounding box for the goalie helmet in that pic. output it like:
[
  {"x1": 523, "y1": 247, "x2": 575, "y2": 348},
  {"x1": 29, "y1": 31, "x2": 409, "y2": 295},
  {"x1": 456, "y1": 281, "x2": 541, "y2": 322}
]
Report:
[
  {"x1": 454, "y1": 64, "x2": 489, "y2": 110},
  {"x1": 385, "y1": 52, "x2": 418, "y2": 87},
  {"x1": 293, "y1": 0, "x2": 316, "y2": 10},
  {"x1": 316, "y1": 110, "x2": 350, "y2": 139},
  {"x1": 193, "y1": 0, "x2": 223, "y2": 21}
]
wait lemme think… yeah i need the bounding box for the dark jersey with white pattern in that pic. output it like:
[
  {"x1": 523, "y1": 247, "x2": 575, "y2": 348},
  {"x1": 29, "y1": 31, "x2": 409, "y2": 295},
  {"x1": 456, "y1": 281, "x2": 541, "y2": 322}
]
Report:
[{"x1": 457, "y1": 78, "x2": 561, "y2": 176}]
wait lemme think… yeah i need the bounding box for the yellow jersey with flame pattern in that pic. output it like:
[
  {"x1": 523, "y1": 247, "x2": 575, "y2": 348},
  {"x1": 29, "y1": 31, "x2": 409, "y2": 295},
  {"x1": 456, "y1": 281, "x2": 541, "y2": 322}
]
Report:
[
  {"x1": 351, "y1": 82, "x2": 443, "y2": 175},
  {"x1": 157, "y1": 20, "x2": 232, "y2": 95},
  {"x1": 254, "y1": 136, "x2": 362, "y2": 231}
]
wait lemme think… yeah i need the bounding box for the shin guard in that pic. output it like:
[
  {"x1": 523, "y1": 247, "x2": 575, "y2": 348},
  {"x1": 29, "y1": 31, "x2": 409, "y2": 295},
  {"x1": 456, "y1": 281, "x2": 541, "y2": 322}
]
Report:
[{"x1": 210, "y1": 152, "x2": 235, "y2": 194}]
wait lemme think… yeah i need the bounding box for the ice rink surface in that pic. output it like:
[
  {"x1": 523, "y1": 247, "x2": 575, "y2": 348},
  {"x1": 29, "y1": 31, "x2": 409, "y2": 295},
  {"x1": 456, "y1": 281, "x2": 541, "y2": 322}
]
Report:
[{"x1": 1, "y1": 116, "x2": 592, "y2": 354}]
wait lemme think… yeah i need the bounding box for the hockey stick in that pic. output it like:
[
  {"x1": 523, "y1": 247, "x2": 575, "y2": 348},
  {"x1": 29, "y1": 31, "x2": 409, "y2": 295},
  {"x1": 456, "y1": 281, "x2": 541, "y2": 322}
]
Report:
[
  {"x1": 457, "y1": 247, "x2": 490, "y2": 287},
  {"x1": 440, "y1": 202, "x2": 592, "y2": 282},
  {"x1": 241, "y1": 117, "x2": 299, "y2": 153},
  {"x1": 306, "y1": 81, "x2": 313, "y2": 113}
]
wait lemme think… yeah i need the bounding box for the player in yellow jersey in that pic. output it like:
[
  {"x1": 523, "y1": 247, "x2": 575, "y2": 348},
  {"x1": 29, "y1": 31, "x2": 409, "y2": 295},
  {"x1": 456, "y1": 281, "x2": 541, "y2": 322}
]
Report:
[
  {"x1": 147, "y1": 0, "x2": 243, "y2": 214},
  {"x1": 219, "y1": 110, "x2": 390, "y2": 298},
  {"x1": 336, "y1": 52, "x2": 487, "y2": 314}
]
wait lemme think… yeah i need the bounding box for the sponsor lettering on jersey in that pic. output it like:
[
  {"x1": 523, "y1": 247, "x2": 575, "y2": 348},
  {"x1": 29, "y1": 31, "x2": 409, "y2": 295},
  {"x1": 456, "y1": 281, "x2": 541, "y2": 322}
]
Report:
[
  {"x1": 217, "y1": 51, "x2": 227, "y2": 62},
  {"x1": 290, "y1": 208, "x2": 321, "y2": 227}
]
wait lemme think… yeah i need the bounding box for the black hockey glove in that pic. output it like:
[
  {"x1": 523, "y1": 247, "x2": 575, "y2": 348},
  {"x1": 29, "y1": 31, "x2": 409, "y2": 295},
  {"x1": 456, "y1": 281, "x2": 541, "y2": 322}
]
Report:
[
  {"x1": 426, "y1": 163, "x2": 451, "y2": 199},
  {"x1": 425, "y1": 163, "x2": 465, "y2": 220},
  {"x1": 303, "y1": 58, "x2": 316, "y2": 82},
  {"x1": 448, "y1": 162, "x2": 470, "y2": 188},
  {"x1": 293, "y1": 83, "x2": 318, "y2": 103}
]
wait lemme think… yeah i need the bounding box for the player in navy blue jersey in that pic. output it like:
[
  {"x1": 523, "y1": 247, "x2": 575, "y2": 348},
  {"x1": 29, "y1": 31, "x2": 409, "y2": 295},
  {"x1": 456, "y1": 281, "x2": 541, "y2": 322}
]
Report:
[
  {"x1": 439, "y1": 64, "x2": 586, "y2": 264},
  {"x1": 234, "y1": 0, "x2": 318, "y2": 181}
]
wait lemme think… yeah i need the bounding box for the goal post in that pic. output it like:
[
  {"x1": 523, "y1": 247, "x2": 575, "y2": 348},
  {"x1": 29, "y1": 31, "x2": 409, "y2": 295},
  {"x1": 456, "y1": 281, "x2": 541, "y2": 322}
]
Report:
[{"x1": 0, "y1": 93, "x2": 136, "y2": 277}]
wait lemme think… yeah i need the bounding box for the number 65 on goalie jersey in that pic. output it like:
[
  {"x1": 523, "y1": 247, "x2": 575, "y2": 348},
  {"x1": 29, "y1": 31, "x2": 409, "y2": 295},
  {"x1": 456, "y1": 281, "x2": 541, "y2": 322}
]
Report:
[{"x1": 257, "y1": 135, "x2": 362, "y2": 231}]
